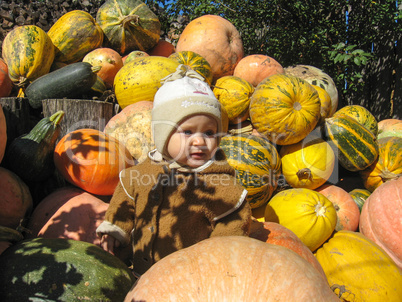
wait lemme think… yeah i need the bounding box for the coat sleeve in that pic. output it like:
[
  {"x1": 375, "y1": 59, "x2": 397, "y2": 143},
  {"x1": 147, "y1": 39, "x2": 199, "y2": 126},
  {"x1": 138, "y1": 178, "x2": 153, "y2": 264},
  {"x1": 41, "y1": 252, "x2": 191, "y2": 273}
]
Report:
[
  {"x1": 96, "y1": 169, "x2": 136, "y2": 246},
  {"x1": 210, "y1": 188, "x2": 251, "y2": 237}
]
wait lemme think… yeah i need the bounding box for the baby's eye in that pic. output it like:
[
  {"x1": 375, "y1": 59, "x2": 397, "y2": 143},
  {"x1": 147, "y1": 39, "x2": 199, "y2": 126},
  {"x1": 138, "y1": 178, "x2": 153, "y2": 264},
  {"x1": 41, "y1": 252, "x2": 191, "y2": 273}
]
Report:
[
  {"x1": 204, "y1": 130, "x2": 216, "y2": 137},
  {"x1": 183, "y1": 130, "x2": 193, "y2": 135}
]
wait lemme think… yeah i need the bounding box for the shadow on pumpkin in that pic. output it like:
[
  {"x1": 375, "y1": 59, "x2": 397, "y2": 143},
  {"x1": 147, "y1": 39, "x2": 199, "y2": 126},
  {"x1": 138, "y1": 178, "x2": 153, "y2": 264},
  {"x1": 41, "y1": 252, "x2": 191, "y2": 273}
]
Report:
[{"x1": 0, "y1": 238, "x2": 135, "y2": 301}]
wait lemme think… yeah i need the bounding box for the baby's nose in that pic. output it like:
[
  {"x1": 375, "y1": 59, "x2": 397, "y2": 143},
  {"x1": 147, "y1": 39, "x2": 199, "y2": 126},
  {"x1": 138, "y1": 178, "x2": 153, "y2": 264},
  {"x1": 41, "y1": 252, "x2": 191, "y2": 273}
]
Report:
[{"x1": 192, "y1": 134, "x2": 206, "y2": 145}]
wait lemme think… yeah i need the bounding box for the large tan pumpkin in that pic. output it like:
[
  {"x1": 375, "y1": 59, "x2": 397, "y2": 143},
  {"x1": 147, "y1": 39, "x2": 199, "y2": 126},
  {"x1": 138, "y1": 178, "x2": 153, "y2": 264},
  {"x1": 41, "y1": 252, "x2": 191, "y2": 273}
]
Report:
[
  {"x1": 176, "y1": 15, "x2": 244, "y2": 83},
  {"x1": 126, "y1": 236, "x2": 340, "y2": 301},
  {"x1": 359, "y1": 177, "x2": 402, "y2": 268}
]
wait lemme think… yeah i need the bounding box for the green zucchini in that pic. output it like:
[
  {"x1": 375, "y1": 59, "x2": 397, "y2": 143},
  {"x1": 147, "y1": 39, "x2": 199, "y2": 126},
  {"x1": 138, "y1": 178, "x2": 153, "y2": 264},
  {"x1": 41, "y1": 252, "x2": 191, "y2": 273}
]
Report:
[
  {"x1": 25, "y1": 62, "x2": 101, "y2": 109},
  {"x1": 4, "y1": 111, "x2": 64, "y2": 182}
]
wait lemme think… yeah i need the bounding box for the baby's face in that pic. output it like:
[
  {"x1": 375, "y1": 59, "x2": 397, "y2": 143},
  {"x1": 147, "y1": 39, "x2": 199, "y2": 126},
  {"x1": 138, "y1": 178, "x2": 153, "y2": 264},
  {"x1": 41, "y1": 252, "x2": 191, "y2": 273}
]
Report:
[{"x1": 167, "y1": 115, "x2": 219, "y2": 168}]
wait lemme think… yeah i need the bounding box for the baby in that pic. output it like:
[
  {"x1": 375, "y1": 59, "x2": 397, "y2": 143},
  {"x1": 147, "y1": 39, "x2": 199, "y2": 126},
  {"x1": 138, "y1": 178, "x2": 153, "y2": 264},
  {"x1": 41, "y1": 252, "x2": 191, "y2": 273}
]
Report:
[{"x1": 96, "y1": 66, "x2": 251, "y2": 277}]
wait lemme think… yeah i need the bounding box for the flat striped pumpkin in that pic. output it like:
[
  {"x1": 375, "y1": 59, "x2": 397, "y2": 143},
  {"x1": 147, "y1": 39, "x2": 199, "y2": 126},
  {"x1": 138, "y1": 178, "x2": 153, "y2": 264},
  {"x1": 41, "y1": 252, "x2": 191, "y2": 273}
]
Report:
[
  {"x1": 96, "y1": 0, "x2": 161, "y2": 55},
  {"x1": 219, "y1": 134, "x2": 281, "y2": 208},
  {"x1": 325, "y1": 114, "x2": 379, "y2": 172},
  {"x1": 2, "y1": 25, "x2": 55, "y2": 88},
  {"x1": 48, "y1": 10, "x2": 103, "y2": 64},
  {"x1": 360, "y1": 136, "x2": 402, "y2": 192},
  {"x1": 249, "y1": 74, "x2": 321, "y2": 145},
  {"x1": 168, "y1": 51, "x2": 213, "y2": 85}
]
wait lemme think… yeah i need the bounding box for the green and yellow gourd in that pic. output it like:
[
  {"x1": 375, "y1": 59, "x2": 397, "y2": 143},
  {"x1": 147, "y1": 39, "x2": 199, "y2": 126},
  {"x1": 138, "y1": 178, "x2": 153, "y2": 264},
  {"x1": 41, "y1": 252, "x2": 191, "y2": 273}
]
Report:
[
  {"x1": 220, "y1": 134, "x2": 281, "y2": 208},
  {"x1": 324, "y1": 114, "x2": 379, "y2": 172},
  {"x1": 1, "y1": 25, "x2": 55, "y2": 92},
  {"x1": 334, "y1": 104, "x2": 378, "y2": 136},
  {"x1": 48, "y1": 10, "x2": 103, "y2": 64},
  {"x1": 349, "y1": 188, "x2": 371, "y2": 212},
  {"x1": 168, "y1": 51, "x2": 213, "y2": 85},
  {"x1": 96, "y1": 0, "x2": 161, "y2": 55}
]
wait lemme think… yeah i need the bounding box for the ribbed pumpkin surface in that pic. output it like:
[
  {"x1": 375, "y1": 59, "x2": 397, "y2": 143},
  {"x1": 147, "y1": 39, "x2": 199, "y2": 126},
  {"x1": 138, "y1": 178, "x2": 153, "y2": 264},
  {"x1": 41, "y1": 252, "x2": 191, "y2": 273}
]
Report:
[
  {"x1": 96, "y1": 0, "x2": 160, "y2": 55},
  {"x1": 325, "y1": 114, "x2": 379, "y2": 172},
  {"x1": 48, "y1": 10, "x2": 103, "y2": 64},
  {"x1": 169, "y1": 50, "x2": 213, "y2": 85},
  {"x1": 220, "y1": 134, "x2": 281, "y2": 209},
  {"x1": 312, "y1": 84, "x2": 332, "y2": 123},
  {"x1": 114, "y1": 56, "x2": 180, "y2": 109},
  {"x1": 334, "y1": 104, "x2": 378, "y2": 136},
  {"x1": 280, "y1": 135, "x2": 335, "y2": 190},
  {"x1": 264, "y1": 188, "x2": 337, "y2": 251},
  {"x1": 315, "y1": 230, "x2": 402, "y2": 302},
  {"x1": 2, "y1": 25, "x2": 54, "y2": 88},
  {"x1": 360, "y1": 136, "x2": 402, "y2": 192},
  {"x1": 249, "y1": 74, "x2": 321, "y2": 145},
  {"x1": 213, "y1": 75, "x2": 254, "y2": 124}
]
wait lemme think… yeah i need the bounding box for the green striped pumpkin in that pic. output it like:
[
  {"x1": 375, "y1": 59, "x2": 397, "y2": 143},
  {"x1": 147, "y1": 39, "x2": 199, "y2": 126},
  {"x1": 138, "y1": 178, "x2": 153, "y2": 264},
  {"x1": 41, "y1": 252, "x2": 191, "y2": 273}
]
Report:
[
  {"x1": 334, "y1": 105, "x2": 378, "y2": 136},
  {"x1": 249, "y1": 74, "x2": 321, "y2": 145},
  {"x1": 348, "y1": 188, "x2": 371, "y2": 212},
  {"x1": 2, "y1": 25, "x2": 55, "y2": 88},
  {"x1": 48, "y1": 10, "x2": 103, "y2": 64},
  {"x1": 220, "y1": 134, "x2": 281, "y2": 208},
  {"x1": 325, "y1": 114, "x2": 379, "y2": 172},
  {"x1": 168, "y1": 51, "x2": 213, "y2": 85},
  {"x1": 96, "y1": 0, "x2": 161, "y2": 55}
]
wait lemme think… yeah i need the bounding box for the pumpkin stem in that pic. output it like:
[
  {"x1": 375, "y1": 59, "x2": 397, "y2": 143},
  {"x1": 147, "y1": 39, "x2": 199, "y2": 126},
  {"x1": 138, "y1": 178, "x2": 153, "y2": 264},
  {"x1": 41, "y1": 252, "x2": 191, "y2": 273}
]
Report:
[
  {"x1": 122, "y1": 14, "x2": 140, "y2": 28},
  {"x1": 297, "y1": 168, "x2": 312, "y2": 180},
  {"x1": 314, "y1": 202, "x2": 327, "y2": 217},
  {"x1": 380, "y1": 170, "x2": 401, "y2": 182}
]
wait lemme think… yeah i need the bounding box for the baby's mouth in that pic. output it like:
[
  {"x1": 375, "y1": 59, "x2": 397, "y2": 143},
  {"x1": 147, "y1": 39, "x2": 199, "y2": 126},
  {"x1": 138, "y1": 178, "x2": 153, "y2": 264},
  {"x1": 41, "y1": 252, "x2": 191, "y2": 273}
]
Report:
[{"x1": 190, "y1": 151, "x2": 206, "y2": 159}]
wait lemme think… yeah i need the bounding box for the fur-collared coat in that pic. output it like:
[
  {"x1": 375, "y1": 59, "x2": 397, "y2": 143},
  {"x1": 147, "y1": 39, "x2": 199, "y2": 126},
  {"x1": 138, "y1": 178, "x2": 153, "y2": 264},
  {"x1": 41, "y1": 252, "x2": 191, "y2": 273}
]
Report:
[{"x1": 96, "y1": 150, "x2": 251, "y2": 276}]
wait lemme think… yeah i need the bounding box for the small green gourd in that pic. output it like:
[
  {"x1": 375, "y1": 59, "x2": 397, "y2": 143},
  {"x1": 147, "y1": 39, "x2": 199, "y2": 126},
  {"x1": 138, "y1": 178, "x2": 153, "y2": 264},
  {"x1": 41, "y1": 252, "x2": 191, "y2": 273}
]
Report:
[{"x1": 4, "y1": 110, "x2": 64, "y2": 182}]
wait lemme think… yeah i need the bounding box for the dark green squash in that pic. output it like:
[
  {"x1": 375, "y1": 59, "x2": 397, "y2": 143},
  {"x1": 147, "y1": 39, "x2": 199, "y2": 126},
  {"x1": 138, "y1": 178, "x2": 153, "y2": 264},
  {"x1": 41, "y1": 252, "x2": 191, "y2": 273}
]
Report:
[
  {"x1": 0, "y1": 237, "x2": 136, "y2": 301},
  {"x1": 324, "y1": 114, "x2": 379, "y2": 172},
  {"x1": 4, "y1": 111, "x2": 64, "y2": 183},
  {"x1": 25, "y1": 62, "x2": 101, "y2": 109}
]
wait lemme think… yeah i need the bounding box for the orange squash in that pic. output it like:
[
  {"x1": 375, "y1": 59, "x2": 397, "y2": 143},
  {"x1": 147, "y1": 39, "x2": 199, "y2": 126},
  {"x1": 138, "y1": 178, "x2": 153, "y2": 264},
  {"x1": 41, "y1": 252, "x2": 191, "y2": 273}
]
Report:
[
  {"x1": 82, "y1": 47, "x2": 123, "y2": 88},
  {"x1": 0, "y1": 59, "x2": 13, "y2": 98},
  {"x1": 249, "y1": 220, "x2": 326, "y2": 278},
  {"x1": 176, "y1": 15, "x2": 244, "y2": 83},
  {"x1": 315, "y1": 230, "x2": 402, "y2": 301},
  {"x1": 0, "y1": 167, "x2": 33, "y2": 229},
  {"x1": 233, "y1": 54, "x2": 285, "y2": 87},
  {"x1": 377, "y1": 118, "x2": 402, "y2": 139},
  {"x1": 359, "y1": 177, "x2": 402, "y2": 268},
  {"x1": 249, "y1": 74, "x2": 321, "y2": 145},
  {"x1": 213, "y1": 75, "x2": 254, "y2": 124},
  {"x1": 264, "y1": 188, "x2": 337, "y2": 251},
  {"x1": 316, "y1": 184, "x2": 360, "y2": 232},
  {"x1": 148, "y1": 39, "x2": 176, "y2": 57},
  {"x1": 54, "y1": 129, "x2": 134, "y2": 195},
  {"x1": 126, "y1": 236, "x2": 340, "y2": 301}
]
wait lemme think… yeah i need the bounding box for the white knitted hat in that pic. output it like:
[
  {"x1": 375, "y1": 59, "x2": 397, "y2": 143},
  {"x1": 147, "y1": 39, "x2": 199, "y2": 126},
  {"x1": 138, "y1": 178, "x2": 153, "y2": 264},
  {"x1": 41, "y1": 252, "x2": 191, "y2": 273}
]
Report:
[{"x1": 152, "y1": 65, "x2": 222, "y2": 158}]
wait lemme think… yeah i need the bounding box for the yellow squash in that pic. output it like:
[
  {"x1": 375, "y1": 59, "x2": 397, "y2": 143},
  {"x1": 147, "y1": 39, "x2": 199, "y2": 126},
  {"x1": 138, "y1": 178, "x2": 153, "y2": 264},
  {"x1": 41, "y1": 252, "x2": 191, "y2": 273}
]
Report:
[
  {"x1": 280, "y1": 134, "x2": 335, "y2": 190},
  {"x1": 113, "y1": 56, "x2": 180, "y2": 109},
  {"x1": 315, "y1": 230, "x2": 402, "y2": 302},
  {"x1": 264, "y1": 188, "x2": 337, "y2": 251},
  {"x1": 2, "y1": 25, "x2": 55, "y2": 89}
]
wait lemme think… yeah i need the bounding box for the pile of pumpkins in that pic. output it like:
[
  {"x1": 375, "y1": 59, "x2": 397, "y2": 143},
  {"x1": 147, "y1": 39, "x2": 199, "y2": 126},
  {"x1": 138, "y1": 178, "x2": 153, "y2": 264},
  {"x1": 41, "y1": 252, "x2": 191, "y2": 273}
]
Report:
[{"x1": 0, "y1": 0, "x2": 401, "y2": 301}]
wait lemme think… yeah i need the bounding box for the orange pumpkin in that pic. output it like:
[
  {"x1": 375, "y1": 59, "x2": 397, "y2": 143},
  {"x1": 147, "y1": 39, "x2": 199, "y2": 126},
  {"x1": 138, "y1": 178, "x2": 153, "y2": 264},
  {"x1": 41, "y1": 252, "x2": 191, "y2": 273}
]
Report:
[
  {"x1": 126, "y1": 236, "x2": 340, "y2": 301},
  {"x1": 316, "y1": 184, "x2": 360, "y2": 232},
  {"x1": 0, "y1": 58, "x2": 13, "y2": 98},
  {"x1": 0, "y1": 167, "x2": 33, "y2": 229},
  {"x1": 176, "y1": 15, "x2": 244, "y2": 83},
  {"x1": 54, "y1": 128, "x2": 134, "y2": 195},
  {"x1": 148, "y1": 39, "x2": 175, "y2": 57},
  {"x1": 0, "y1": 105, "x2": 6, "y2": 164},
  {"x1": 249, "y1": 220, "x2": 326, "y2": 278},
  {"x1": 233, "y1": 54, "x2": 285, "y2": 87},
  {"x1": 359, "y1": 176, "x2": 402, "y2": 268},
  {"x1": 82, "y1": 47, "x2": 124, "y2": 88},
  {"x1": 377, "y1": 118, "x2": 402, "y2": 139}
]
